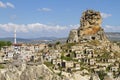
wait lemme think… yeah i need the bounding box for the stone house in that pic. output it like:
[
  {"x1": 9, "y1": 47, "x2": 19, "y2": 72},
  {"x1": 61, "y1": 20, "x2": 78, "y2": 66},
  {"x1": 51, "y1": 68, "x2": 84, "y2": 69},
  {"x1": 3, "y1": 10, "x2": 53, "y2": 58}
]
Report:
[
  {"x1": 25, "y1": 45, "x2": 35, "y2": 53},
  {"x1": 52, "y1": 59, "x2": 56, "y2": 65},
  {"x1": 96, "y1": 63, "x2": 111, "y2": 67},
  {"x1": 99, "y1": 67, "x2": 106, "y2": 71},
  {"x1": 85, "y1": 49, "x2": 94, "y2": 58},
  {"x1": 66, "y1": 61, "x2": 74, "y2": 68},
  {"x1": 56, "y1": 59, "x2": 62, "y2": 66},
  {"x1": 62, "y1": 60, "x2": 74, "y2": 68},
  {"x1": 94, "y1": 68, "x2": 100, "y2": 72},
  {"x1": 38, "y1": 43, "x2": 47, "y2": 51},
  {"x1": 83, "y1": 58, "x2": 89, "y2": 64},
  {"x1": 71, "y1": 46, "x2": 83, "y2": 51},
  {"x1": 80, "y1": 69, "x2": 89, "y2": 75},
  {"x1": 110, "y1": 66, "x2": 119, "y2": 72},
  {"x1": 94, "y1": 67, "x2": 106, "y2": 71},
  {"x1": 75, "y1": 50, "x2": 82, "y2": 54},
  {"x1": 90, "y1": 65, "x2": 97, "y2": 69},
  {"x1": 52, "y1": 59, "x2": 62, "y2": 65},
  {"x1": 108, "y1": 59, "x2": 116, "y2": 63},
  {"x1": 34, "y1": 45, "x2": 40, "y2": 53},
  {"x1": 74, "y1": 62, "x2": 80, "y2": 70},
  {"x1": 89, "y1": 59, "x2": 96, "y2": 65},
  {"x1": 74, "y1": 51, "x2": 84, "y2": 59},
  {"x1": 1, "y1": 46, "x2": 9, "y2": 53},
  {"x1": 7, "y1": 51, "x2": 14, "y2": 58},
  {"x1": 74, "y1": 53, "x2": 85, "y2": 59}
]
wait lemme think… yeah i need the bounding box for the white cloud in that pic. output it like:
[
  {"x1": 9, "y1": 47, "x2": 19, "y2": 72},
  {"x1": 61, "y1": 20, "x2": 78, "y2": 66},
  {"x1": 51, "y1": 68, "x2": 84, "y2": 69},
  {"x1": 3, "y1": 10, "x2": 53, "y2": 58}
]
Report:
[
  {"x1": 0, "y1": 1, "x2": 6, "y2": 8},
  {"x1": 0, "y1": 23, "x2": 28, "y2": 32},
  {"x1": 6, "y1": 2, "x2": 15, "y2": 8},
  {"x1": 0, "y1": 23, "x2": 68, "y2": 33},
  {"x1": 69, "y1": 24, "x2": 79, "y2": 29},
  {"x1": 104, "y1": 25, "x2": 120, "y2": 32},
  {"x1": 0, "y1": 23, "x2": 80, "y2": 38},
  {"x1": 38, "y1": 8, "x2": 52, "y2": 12},
  {"x1": 100, "y1": 13, "x2": 112, "y2": 18},
  {"x1": 0, "y1": 1, "x2": 15, "y2": 8}
]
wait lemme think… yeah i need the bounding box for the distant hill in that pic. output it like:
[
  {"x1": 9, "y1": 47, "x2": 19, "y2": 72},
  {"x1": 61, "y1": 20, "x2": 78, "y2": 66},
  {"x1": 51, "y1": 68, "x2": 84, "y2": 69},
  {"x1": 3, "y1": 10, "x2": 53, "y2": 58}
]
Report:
[
  {"x1": 0, "y1": 37, "x2": 31, "y2": 42},
  {"x1": 0, "y1": 37, "x2": 58, "y2": 43},
  {"x1": 106, "y1": 32, "x2": 120, "y2": 41},
  {"x1": 31, "y1": 37, "x2": 57, "y2": 41},
  {"x1": 0, "y1": 32, "x2": 119, "y2": 43}
]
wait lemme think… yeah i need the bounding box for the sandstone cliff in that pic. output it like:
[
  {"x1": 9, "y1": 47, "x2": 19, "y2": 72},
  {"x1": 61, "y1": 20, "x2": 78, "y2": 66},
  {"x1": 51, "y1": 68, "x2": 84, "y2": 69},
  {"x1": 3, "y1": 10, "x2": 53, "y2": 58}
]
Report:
[{"x1": 67, "y1": 10, "x2": 109, "y2": 43}]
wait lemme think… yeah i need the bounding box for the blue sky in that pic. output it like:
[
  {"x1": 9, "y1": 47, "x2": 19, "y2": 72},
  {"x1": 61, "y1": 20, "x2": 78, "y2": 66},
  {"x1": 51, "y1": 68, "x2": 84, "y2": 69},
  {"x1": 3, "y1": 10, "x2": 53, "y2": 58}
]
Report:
[{"x1": 0, "y1": 0, "x2": 120, "y2": 38}]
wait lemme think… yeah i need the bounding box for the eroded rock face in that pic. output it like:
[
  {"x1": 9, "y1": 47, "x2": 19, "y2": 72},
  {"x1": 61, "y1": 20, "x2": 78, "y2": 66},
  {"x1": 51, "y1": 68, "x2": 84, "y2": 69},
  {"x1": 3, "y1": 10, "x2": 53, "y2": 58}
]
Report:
[
  {"x1": 67, "y1": 10, "x2": 108, "y2": 43},
  {"x1": 0, "y1": 64, "x2": 62, "y2": 80},
  {"x1": 80, "y1": 10, "x2": 102, "y2": 29},
  {"x1": 67, "y1": 29, "x2": 78, "y2": 43}
]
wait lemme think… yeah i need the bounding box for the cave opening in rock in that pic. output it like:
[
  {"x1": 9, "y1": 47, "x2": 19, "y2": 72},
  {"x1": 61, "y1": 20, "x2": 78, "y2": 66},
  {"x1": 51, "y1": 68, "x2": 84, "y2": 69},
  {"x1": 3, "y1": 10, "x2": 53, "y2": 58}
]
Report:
[{"x1": 91, "y1": 36, "x2": 95, "y2": 40}]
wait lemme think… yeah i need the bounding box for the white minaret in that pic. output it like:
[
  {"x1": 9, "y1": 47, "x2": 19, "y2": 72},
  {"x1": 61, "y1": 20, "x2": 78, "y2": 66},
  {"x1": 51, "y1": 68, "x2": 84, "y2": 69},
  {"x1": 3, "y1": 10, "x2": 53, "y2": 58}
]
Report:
[{"x1": 14, "y1": 27, "x2": 16, "y2": 44}]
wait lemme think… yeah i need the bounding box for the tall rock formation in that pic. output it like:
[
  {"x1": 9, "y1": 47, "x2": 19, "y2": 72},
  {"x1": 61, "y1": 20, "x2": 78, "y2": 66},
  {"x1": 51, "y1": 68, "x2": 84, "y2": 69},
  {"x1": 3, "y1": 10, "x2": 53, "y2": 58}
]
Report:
[{"x1": 67, "y1": 10, "x2": 109, "y2": 43}]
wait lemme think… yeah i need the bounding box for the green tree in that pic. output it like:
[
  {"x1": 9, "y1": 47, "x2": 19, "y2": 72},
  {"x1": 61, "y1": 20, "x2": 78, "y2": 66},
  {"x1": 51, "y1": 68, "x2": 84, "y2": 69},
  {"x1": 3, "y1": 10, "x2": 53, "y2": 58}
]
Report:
[
  {"x1": 0, "y1": 41, "x2": 12, "y2": 49},
  {"x1": 56, "y1": 41, "x2": 60, "y2": 45},
  {"x1": 6, "y1": 41, "x2": 12, "y2": 46},
  {"x1": 96, "y1": 70, "x2": 107, "y2": 80}
]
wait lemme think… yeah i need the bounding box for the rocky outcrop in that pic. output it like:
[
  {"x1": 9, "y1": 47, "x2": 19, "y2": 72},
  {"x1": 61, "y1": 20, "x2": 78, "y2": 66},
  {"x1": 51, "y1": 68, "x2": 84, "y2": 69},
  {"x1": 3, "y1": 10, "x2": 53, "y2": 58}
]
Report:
[
  {"x1": 0, "y1": 64, "x2": 62, "y2": 80},
  {"x1": 67, "y1": 10, "x2": 109, "y2": 43},
  {"x1": 20, "y1": 64, "x2": 61, "y2": 80},
  {"x1": 67, "y1": 29, "x2": 78, "y2": 43}
]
